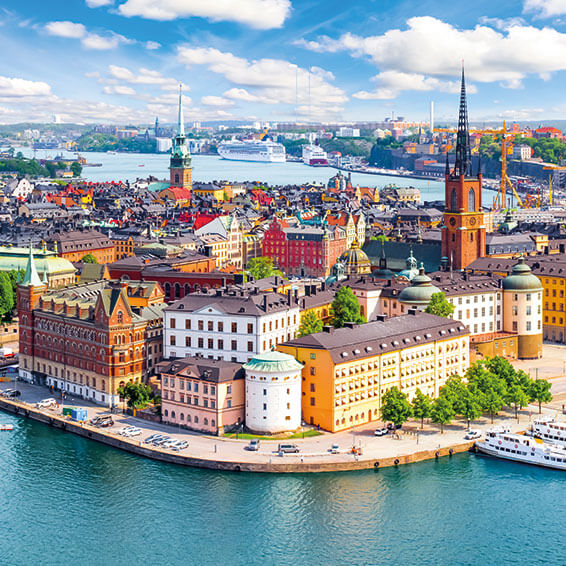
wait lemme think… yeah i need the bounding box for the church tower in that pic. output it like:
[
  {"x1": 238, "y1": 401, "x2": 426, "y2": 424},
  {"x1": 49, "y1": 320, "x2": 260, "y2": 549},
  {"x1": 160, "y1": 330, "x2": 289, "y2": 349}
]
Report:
[
  {"x1": 169, "y1": 85, "x2": 192, "y2": 190},
  {"x1": 441, "y1": 65, "x2": 486, "y2": 270}
]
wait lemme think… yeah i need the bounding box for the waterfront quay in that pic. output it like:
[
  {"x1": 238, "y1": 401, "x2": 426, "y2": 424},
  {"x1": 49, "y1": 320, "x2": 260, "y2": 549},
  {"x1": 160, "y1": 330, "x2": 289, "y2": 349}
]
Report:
[{"x1": 0, "y1": 380, "x2": 551, "y2": 473}]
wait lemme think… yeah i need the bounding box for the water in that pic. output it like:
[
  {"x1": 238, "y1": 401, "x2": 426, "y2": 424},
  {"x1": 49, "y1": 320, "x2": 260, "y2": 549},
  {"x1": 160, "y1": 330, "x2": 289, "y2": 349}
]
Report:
[
  {"x1": 0, "y1": 413, "x2": 563, "y2": 566},
  {"x1": 22, "y1": 148, "x2": 448, "y2": 201}
]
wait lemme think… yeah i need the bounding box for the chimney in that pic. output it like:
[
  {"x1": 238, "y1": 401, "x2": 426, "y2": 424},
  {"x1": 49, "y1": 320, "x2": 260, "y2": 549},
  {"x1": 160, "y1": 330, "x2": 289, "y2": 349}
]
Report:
[
  {"x1": 344, "y1": 322, "x2": 356, "y2": 329},
  {"x1": 305, "y1": 285, "x2": 311, "y2": 297},
  {"x1": 376, "y1": 314, "x2": 386, "y2": 322},
  {"x1": 287, "y1": 289, "x2": 292, "y2": 306},
  {"x1": 322, "y1": 325, "x2": 334, "y2": 333},
  {"x1": 263, "y1": 294, "x2": 268, "y2": 310},
  {"x1": 408, "y1": 308, "x2": 418, "y2": 316}
]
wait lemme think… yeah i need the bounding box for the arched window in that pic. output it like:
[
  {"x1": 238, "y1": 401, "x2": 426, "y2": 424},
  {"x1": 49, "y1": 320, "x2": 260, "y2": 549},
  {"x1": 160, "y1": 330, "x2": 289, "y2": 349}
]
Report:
[
  {"x1": 194, "y1": 416, "x2": 199, "y2": 424},
  {"x1": 450, "y1": 189, "x2": 457, "y2": 211},
  {"x1": 164, "y1": 282, "x2": 171, "y2": 297},
  {"x1": 174, "y1": 173, "x2": 179, "y2": 184},
  {"x1": 117, "y1": 311, "x2": 123, "y2": 324},
  {"x1": 204, "y1": 418, "x2": 208, "y2": 426},
  {"x1": 187, "y1": 414, "x2": 192, "y2": 422},
  {"x1": 468, "y1": 187, "x2": 475, "y2": 212},
  {"x1": 174, "y1": 283, "x2": 181, "y2": 298},
  {"x1": 180, "y1": 413, "x2": 184, "y2": 421},
  {"x1": 171, "y1": 411, "x2": 176, "y2": 419},
  {"x1": 164, "y1": 409, "x2": 169, "y2": 417}
]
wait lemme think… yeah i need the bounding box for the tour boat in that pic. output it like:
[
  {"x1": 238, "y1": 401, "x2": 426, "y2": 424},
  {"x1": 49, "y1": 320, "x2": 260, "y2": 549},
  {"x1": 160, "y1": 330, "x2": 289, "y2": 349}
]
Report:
[
  {"x1": 218, "y1": 139, "x2": 286, "y2": 163},
  {"x1": 476, "y1": 429, "x2": 566, "y2": 471},
  {"x1": 0, "y1": 424, "x2": 14, "y2": 431},
  {"x1": 529, "y1": 417, "x2": 566, "y2": 447}
]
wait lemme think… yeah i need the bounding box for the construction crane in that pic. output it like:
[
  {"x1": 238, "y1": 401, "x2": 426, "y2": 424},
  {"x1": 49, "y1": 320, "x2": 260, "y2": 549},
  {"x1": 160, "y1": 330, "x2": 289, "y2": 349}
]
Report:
[{"x1": 542, "y1": 165, "x2": 566, "y2": 206}]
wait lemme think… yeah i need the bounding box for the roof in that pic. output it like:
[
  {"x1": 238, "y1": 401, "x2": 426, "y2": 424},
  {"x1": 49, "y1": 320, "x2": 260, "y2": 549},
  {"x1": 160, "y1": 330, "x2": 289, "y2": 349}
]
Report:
[
  {"x1": 243, "y1": 351, "x2": 303, "y2": 373},
  {"x1": 282, "y1": 312, "x2": 468, "y2": 364},
  {"x1": 502, "y1": 258, "x2": 542, "y2": 291},
  {"x1": 158, "y1": 357, "x2": 244, "y2": 383}
]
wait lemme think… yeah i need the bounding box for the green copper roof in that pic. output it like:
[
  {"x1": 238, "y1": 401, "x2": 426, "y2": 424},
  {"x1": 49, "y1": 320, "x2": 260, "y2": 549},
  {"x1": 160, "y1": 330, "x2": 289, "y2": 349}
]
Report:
[
  {"x1": 243, "y1": 351, "x2": 303, "y2": 373},
  {"x1": 399, "y1": 266, "x2": 441, "y2": 304},
  {"x1": 502, "y1": 257, "x2": 542, "y2": 291},
  {"x1": 22, "y1": 243, "x2": 43, "y2": 287}
]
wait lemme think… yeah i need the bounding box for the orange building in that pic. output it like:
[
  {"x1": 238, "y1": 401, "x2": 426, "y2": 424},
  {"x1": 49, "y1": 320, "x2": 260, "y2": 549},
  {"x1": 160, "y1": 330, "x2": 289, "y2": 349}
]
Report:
[{"x1": 48, "y1": 229, "x2": 116, "y2": 264}]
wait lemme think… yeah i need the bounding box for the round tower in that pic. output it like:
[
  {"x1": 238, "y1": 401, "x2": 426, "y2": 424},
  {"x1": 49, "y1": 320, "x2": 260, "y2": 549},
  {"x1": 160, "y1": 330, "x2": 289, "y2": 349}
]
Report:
[{"x1": 502, "y1": 257, "x2": 543, "y2": 359}]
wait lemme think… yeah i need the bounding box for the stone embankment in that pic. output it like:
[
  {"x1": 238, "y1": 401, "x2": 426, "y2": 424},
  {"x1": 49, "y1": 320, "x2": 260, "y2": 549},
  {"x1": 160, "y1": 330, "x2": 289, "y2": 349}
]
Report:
[{"x1": 0, "y1": 396, "x2": 476, "y2": 473}]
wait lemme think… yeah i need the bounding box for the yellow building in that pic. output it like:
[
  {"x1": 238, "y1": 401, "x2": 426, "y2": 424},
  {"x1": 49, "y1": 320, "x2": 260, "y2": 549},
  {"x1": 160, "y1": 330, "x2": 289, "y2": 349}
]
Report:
[
  {"x1": 193, "y1": 184, "x2": 226, "y2": 202},
  {"x1": 278, "y1": 311, "x2": 469, "y2": 432}
]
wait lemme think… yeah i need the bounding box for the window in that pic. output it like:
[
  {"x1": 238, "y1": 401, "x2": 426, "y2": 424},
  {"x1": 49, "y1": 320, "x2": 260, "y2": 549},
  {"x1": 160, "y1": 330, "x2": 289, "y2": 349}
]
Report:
[
  {"x1": 187, "y1": 381, "x2": 191, "y2": 392},
  {"x1": 247, "y1": 341, "x2": 253, "y2": 352},
  {"x1": 218, "y1": 321, "x2": 223, "y2": 332},
  {"x1": 310, "y1": 367, "x2": 316, "y2": 376},
  {"x1": 526, "y1": 321, "x2": 531, "y2": 331},
  {"x1": 198, "y1": 320, "x2": 204, "y2": 331},
  {"x1": 450, "y1": 188, "x2": 457, "y2": 211},
  {"x1": 263, "y1": 403, "x2": 267, "y2": 410},
  {"x1": 117, "y1": 311, "x2": 123, "y2": 324},
  {"x1": 231, "y1": 340, "x2": 237, "y2": 351},
  {"x1": 170, "y1": 336, "x2": 176, "y2": 346},
  {"x1": 227, "y1": 400, "x2": 232, "y2": 408},
  {"x1": 526, "y1": 293, "x2": 531, "y2": 302},
  {"x1": 247, "y1": 323, "x2": 253, "y2": 334},
  {"x1": 227, "y1": 385, "x2": 231, "y2": 394},
  {"x1": 218, "y1": 339, "x2": 224, "y2": 349},
  {"x1": 198, "y1": 338, "x2": 204, "y2": 348},
  {"x1": 194, "y1": 383, "x2": 199, "y2": 393},
  {"x1": 232, "y1": 322, "x2": 237, "y2": 333},
  {"x1": 513, "y1": 321, "x2": 518, "y2": 331},
  {"x1": 204, "y1": 399, "x2": 208, "y2": 408},
  {"x1": 310, "y1": 383, "x2": 315, "y2": 392},
  {"x1": 310, "y1": 397, "x2": 315, "y2": 406},
  {"x1": 185, "y1": 336, "x2": 191, "y2": 347},
  {"x1": 310, "y1": 353, "x2": 316, "y2": 360},
  {"x1": 512, "y1": 306, "x2": 518, "y2": 316},
  {"x1": 185, "y1": 319, "x2": 191, "y2": 329},
  {"x1": 208, "y1": 321, "x2": 213, "y2": 331},
  {"x1": 170, "y1": 318, "x2": 176, "y2": 329},
  {"x1": 263, "y1": 389, "x2": 267, "y2": 396},
  {"x1": 468, "y1": 187, "x2": 475, "y2": 211}
]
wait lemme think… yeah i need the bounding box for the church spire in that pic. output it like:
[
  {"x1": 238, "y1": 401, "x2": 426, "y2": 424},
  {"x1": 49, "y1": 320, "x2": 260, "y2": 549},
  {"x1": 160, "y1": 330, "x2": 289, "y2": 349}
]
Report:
[
  {"x1": 22, "y1": 241, "x2": 42, "y2": 287},
  {"x1": 453, "y1": 63, "x2": 472, "y2": 178},
  {"x1": 177, "y1": 84, "x2": 185, "y2": 137}
]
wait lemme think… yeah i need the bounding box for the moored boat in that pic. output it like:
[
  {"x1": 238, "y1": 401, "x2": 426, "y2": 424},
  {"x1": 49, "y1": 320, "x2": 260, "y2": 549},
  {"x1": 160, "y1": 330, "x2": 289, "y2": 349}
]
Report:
[
  {"x1": 0, "y1": 424, "x2": 14, "y2": 431},
  {"x1": 476, "y1": 429, "x2": 566, "y2": 471},
  {"x1": 529, "y1": 416, "x2": 566, "y2": 446}
]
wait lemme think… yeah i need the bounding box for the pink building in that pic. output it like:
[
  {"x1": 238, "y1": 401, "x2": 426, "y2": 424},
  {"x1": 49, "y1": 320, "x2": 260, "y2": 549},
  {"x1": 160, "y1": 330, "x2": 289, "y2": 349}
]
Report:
[{"x1": 159, "y1": 357, "x2": 244, "y2": 435}]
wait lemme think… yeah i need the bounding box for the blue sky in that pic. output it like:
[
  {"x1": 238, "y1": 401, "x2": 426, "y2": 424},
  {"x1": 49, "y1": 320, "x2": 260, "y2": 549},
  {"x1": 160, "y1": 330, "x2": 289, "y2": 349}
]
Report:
[{"x1": 2, "y1": 0, "x2": 566, "y2": 124}]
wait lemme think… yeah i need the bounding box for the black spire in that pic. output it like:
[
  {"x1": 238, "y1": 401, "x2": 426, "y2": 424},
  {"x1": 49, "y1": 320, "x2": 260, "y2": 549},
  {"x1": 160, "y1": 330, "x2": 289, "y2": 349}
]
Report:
[
  {"x1": 453, "y1": 64, "x2": 472, "y2": 178},
  {"x1": 445, "y1": 152, "x2": 450, "y2": 176}
]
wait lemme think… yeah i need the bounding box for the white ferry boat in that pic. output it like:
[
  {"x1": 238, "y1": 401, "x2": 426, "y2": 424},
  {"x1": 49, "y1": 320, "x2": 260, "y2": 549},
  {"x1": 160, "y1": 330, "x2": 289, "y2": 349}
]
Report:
[
  {"x1": 476, "y1": 429, "x2": 566, "y2": 471},
  {"x1": 217, "y1": 139, "x2": 286, "y2": 163},
  {"x1": 302, "y1": 144, "x2": 328, "y2": 166},
  {"x1": 530, "y1": 417, "x2": 566, "y2": 446}
]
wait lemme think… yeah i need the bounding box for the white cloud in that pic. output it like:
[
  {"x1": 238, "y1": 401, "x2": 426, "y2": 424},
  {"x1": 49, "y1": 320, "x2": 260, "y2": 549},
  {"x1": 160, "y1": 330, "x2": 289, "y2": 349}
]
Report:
[
  {"x1": 524, "y1": 0, "x2": 566, "y2": 17},
  {"x1": 223, "y1": 87, "x2": 277, "y2": 104},
  {"x1": 145, "y1": 40, "x2": 161, "y2": 50},
  {"x1": 103, "y1": 85, "x2": 137, "y2": 95},
  {"x1": 45, "y1": 20, "x2": 132, "y2": 50},
  {"x1": 296, "y1": 16, "x2": 566, "y2": 97},
  {"x1": 45, "y1": 21, "x2": 86, "y2": 39},
  {"x1": 107, "y1": 65, "x2": 180, "y2": 89},
  {"x1": 117, "y1": 0, "x2": 291, "y2": 29},
  {"x1": 0, "y1": 76, "x2": 51, "y2": 97},
  {"x1": 353, "y1": 71, "x2": 473, "y2": 100},
  {"x1": 201, "y1": 95, "x2": 235, "y2": 107},
  {"x1": 177, "y1": 46, "x2": 347, "y2": 118},
  {"x1": 86, "y1": 0, "x2": 114, "y2": 7}
]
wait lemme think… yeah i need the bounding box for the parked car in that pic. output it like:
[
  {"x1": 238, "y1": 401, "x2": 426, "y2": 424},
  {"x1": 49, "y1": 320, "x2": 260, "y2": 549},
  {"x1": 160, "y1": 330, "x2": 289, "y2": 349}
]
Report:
[
  {"x1": 172, "y1": 440, "x2": 188, "y2": 452},
  {"x1": 465, "y1": 430, "x2": 482, "y2": 440},
  {"x1": 1, "y1": 389, "x2": 14, "y2": 397},
  {"x1": 36, "y1": 398, "x2": 56, "y2": 408},
  {"x1": 246, "y1": 439, "x2": 260, "y2": 451},
  {"x1": 152, "y1": 436, "x2": 171, "y2": 446},
  {"x1": 144, "y1": 433, "x2": 164, "y2": 444},
  {"x1": 278, "y1": 443, "x2": 299, "y2": 454},
  {"x1": 5, "y1": 390, "x2": 21, "y2": 398},
  {"x1": 374, "y1": 428, "x2": 388, "y2": 437},
  {"x1": 330, "y1": 444, "x2": 340, "y2": 454},
  {"x1": 122, "y1": 427, "x2": 142, "y2": 438},
  {"x1": 96, "y1": 417, "x2": 114, "y2": 428},
  {"x1": 386, "y1": 423, "x2": 402, "y2": 431},
  {"x1": 161, "y1": 439, "x2": 181, "y2": 449}
]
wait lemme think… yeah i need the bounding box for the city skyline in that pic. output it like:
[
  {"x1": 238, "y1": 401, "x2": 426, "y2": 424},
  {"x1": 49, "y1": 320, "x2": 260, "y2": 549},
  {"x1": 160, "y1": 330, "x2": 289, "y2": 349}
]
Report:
[{"x1": 2, "y1": 0, "x2": 566, "y2": 124}]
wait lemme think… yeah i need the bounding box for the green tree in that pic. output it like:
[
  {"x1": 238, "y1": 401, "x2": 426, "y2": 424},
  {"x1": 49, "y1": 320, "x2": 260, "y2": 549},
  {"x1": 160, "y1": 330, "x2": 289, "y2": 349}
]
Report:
[
  {"x1": 482, "y1": 389, "x2": 505, "y2": 424},
  {"x1": 81, "y1": 253, "x2": 98, "y2": 264},
  {"x1": 45, "y1": 161, "x2": 58, "y2": 178},
  {"x1": 0, "y1": 272, "x2": 14, "y2": 321},
  {"x1": 506, "y1": 383, "x2": 529, "y2": 421},
  {"x1": 460, "y1": 388, "x2": 483, "y2": 428},
  {"x1": 425, "y1": 292, "x2": 455, "y2": 318},
  {"x1": 330, "y1": 286, "x2": 366, "y2": 328},
  {"x1": 117, "y1": 382, "x2": 153, "y2": 409},
  {"x1": 70, "y1": 161, "x2": 82, "y2": 177},
  {"x1": 484, "y1": 356, "x2": 517, "y2": 388},
  {"x1": 411, "y1": 388, "x2": 432, "y2": 429},
  {"x1": 430, "y1": 396, "x2": 455, "y2": 434},
  {"x1": 297, "y1": 310, "x2": 323, "y2": 337},
  {"x1": 246, "y1": 256, "x2": 282, "y2": 280},
  {"x1": 439, "y1": 375, "x2": 467, "y2": 414},
  {"x1": 380, "y1": 386, "x2": 413, "y2": 427},
  {"x1": 529, "y1": 379, "x2": 553, "y2": 414}
]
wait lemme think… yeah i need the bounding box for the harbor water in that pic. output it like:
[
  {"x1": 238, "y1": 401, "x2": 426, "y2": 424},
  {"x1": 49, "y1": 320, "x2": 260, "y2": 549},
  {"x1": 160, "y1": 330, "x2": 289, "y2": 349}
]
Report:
[{"x1": 0, "y1": 413, "x2": 563, "y2": 566}]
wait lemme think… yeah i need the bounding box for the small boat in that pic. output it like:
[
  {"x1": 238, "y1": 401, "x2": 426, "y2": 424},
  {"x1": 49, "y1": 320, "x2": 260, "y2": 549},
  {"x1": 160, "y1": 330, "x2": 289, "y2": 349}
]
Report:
[
  {"x1": 138, "y1": 164, "x2": 145, "y2": 167},
  {"x1": 0, "y1": 424, "x2": 14, "y2": 431},
  {"x1": 476, "y1": 429, "x2": 566, "y2": 471},
  {"x1": 528, "y1": 416, "x2": 566, "y2": 447}
]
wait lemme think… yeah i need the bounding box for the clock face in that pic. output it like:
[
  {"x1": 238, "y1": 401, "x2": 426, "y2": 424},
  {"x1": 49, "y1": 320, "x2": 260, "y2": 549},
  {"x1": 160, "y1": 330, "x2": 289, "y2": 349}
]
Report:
[
  {"x1": 469, "y1": 217, "x2": 477, "y2": 226},
  {"x1": 449, "y1": 217, "x2": 456, "y2": 226}
]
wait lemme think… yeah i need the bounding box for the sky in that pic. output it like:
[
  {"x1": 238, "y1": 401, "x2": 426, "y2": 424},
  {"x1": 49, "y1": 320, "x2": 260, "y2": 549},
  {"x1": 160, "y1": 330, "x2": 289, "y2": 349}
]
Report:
[{"x1": 2, "y1": 0, "x2": 566, "y2": 125}]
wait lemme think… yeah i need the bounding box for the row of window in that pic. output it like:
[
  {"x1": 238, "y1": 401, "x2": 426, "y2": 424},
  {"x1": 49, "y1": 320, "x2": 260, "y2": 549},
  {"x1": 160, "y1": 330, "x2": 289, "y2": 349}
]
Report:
[
  {"x1": 163, "y1": 377, "x2": 221, "y2": 395},
  {"x1": 163, "y1": 410, "x2": 216, "y2": 428}
]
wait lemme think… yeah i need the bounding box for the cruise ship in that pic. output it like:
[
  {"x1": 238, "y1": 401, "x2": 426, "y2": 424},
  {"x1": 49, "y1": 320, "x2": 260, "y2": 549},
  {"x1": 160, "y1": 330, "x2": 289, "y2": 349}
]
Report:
[
  {"x1": 529, "y1": 417, "x2": 566, "y2": 446},
  {"x1": 217, "y1": 139, "x2": 286, "y2": 163},
  {"x1": 476, "y1": 429, "x2": 566, "y2": 471},
  {"x1": 302, "y1": 144, "x2": 328, "y2": 166}
]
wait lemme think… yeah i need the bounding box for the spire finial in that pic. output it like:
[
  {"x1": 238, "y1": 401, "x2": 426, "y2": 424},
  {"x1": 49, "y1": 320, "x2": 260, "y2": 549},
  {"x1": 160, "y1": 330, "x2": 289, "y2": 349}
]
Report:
[
  {"x1": 178, "y1": 83, "x2": 185, "y2": 137},
  {"x1": 22, "y1": 240, "x2": 43, "y2": 287},
  {"x1": 453, "y1": 62, "x2": 472, "y2": 178}
]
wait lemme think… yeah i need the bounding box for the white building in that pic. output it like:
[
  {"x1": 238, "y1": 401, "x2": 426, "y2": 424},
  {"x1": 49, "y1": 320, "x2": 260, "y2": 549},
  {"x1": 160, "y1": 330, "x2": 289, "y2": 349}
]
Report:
[
  {"x1": 195, "y1": 214, "x2": 243, "y2": 268},
  {"x1": 164, "y1": 290, "x2": 300, "y2": 364},
  {"x1": 156, "y1": 138, "x2": 173, "y2": 152},
  {"x1": 243, "y1": 351, "x2": 303, "y2": 433},
  {"x1": 512, "y1": 145, "x2": 532, "y2": 160},
  {"x1": 337, "y1": 127, "x2": 360, "y2": 138}
]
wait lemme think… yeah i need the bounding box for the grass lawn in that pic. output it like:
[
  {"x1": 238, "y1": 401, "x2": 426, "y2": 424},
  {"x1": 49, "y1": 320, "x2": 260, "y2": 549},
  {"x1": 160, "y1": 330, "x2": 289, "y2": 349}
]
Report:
[{"x1": 223, "y1": 429, "x2": 323, "y2": 440}]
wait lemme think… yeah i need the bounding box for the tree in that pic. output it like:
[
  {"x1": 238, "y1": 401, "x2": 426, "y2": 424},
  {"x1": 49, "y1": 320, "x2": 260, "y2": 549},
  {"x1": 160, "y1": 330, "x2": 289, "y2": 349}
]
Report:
[
  {"x1": 81, "y1": 253, "x2": 98, "y2": 264},
  {"x1": 297, "y1": 310, "x2": 323, "y2": 337},
  {"x1": 70, "y1": 161, "x2": 82, "y2": 177},
  {"x1": 331, "y1": 286, "x2": 366, "y2": 328},
  {"x1": 45, "y1": 161, "x2": 58, "y2": 178},
  {"x1": 117, "y1": 382, "x2": 153, "y2": 409},
  {"x1": 425, "y1": 292, "x2": 455, "y2": 318},
  {"x1": 411, "y1": 388, "x2": 432, "y2": 429},
  {"x1": 482, "y1": 389, "x2": 505, "y2": 424},
  {"x1": 439, "y1": 375, "x2": 467, "y2": 414},
  {"x1": 506, "y1": 383, "x2": 529, "y2": 421},
  {"x1": 460, "y1": 388, "x2": 483, "y2": 429},
  {"x1": 431, "y1": 396, "x2": 455, "y2": 434},
  {"x1": 0, "y1": 272, "x2": 14, "y2": 321},
  {"x1": 246, "y1": 256, "x2": 283, "y2": 280},
  {"x1": 380, "y1": 386, "x2": 413, "y2": 427},
  {"x1": 529, "y1": 379, "x2": 553, "y2": 414}
]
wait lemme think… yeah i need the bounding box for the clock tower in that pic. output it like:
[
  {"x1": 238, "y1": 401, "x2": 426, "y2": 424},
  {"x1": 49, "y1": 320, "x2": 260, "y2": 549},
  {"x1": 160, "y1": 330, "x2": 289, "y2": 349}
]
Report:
[
  {"x1": 441, "y1": 66, "x2": 486, "y2": 270},
  {"x1": 169, "y1": 84, "x2": 192, "y2": 190}
]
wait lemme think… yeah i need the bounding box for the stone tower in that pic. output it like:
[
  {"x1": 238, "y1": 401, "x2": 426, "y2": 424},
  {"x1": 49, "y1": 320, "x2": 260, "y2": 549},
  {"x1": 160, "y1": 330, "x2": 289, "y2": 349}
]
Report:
[
  {"x1": 169, "y1": 84, "x2": 192, "y2": 189},
  {"x1": 441, "y1": 65, "x2": 486, "y2": 270}
]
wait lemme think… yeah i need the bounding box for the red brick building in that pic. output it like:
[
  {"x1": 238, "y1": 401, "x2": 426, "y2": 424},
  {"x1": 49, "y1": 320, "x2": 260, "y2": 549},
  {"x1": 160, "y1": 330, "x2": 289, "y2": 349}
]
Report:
[{"x1": 263, "y1": 218, "x2": 348, "y2": 277}]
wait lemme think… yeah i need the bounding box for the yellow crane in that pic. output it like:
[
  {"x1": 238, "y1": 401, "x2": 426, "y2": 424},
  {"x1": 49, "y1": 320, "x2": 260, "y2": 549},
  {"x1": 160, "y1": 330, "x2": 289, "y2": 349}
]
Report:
[{"x1": 541, "y1": 166, "x2": 566, "y2": 206}]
